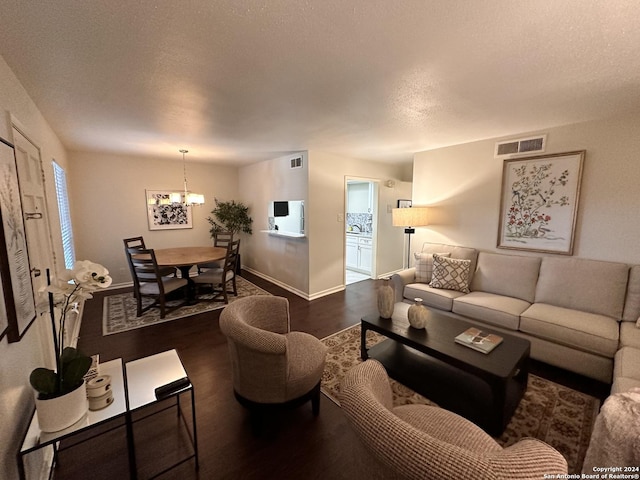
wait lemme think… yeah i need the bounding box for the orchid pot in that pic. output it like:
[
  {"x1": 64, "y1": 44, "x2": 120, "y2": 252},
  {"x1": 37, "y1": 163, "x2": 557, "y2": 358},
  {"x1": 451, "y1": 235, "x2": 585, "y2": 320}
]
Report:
[{"x1": 30, "y1": 261, "x2": 112, "y2": 432}]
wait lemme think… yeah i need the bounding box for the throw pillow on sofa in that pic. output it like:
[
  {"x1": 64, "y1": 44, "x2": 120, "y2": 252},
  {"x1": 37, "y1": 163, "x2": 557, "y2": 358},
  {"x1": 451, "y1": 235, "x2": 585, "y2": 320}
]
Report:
[
  {"x1": 414, "y1": 252, "x2": 451, "y2": 283},
  {"x1": 429, "y1": 253, "x2": 471, "y2": 293}
]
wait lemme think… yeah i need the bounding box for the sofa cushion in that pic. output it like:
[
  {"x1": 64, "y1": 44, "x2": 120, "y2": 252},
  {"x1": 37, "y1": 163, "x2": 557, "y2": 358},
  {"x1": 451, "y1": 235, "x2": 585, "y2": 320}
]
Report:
[
  {"x1": 452, "y1": 292, "x2": 530, "y2": 331},
  {"x1": 429, "y1": 254, "x2": 471, "y2": 293},
  {"x1": 404, "y1": 283, "x2": 465, "y2": 311},
  {"x1": 414, "y1": 252, "x2": 450, "y2": 283},
  {"x1": 611, "y1": 377, "x2": 640, "y2": 395},
  {"x1": 623, "y1": 266, "x2": 640, "y2": 322},
  {"x1": 470, "y1": 252, "x2": 541, "y2": 303},
  {"x1": 520, "y1": 303, "x2": 619, "y2": 357},
  {"x1": 535, "y1": 257, "x2": 629, "y2": 320},
  {"x1": 614, "y1": 347, "x2": 640, "y2": 382},
  {"x1": 420, "y1": 243, "x2": 479, "y2": 283},
  {"x1": 620, "y1": 321, "x2": 640, "y2": 349}
]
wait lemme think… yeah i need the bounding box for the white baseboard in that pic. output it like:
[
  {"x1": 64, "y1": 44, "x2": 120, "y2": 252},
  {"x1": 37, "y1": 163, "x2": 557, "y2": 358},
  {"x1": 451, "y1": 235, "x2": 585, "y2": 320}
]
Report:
[
  {"x1": 242, "y1": 267, "x2": 311, "y2": 300},
  {"x1": 242, "y1": 268, "x2": 347, "y2": 301}
]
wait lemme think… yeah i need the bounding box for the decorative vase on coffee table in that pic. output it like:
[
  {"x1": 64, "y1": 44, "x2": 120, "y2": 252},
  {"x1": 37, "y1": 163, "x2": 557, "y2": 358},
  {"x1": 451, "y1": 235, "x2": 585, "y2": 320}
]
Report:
[
  {"x1": 35, "y1": 382, "x2": 88, "y2": 432},
  {"x1": 408, "y1": 298, "x2": 428, "y2": 329},
  {"x1": 377, "y1": 278, "x2": 395, "y2": 319}
]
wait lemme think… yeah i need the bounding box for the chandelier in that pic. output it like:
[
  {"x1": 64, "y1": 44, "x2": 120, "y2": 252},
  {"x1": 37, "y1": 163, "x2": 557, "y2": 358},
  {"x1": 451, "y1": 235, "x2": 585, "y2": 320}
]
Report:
[{"x1": 170, "y1": 149, "x2": 205, "y2": 206}]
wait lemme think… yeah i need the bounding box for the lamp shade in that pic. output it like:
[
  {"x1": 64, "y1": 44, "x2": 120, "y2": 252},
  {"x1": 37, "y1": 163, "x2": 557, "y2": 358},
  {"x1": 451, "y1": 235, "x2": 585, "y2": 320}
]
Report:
[{"x1": 392, "y1": 207, "x2": 429, "y2": 227}]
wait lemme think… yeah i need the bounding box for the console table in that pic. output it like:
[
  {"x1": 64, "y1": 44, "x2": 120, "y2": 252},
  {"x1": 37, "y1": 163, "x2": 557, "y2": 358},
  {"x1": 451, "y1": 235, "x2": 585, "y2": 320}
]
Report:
[
  {"x1": 18, "y1": 359, "x2": 128, "y2": 479},
  {"x1": 18, "y1": 350, "x2": 199, "y2": 480},
  {"x1": 125, "y1": 349, "x2": 199, "y2": 479}
]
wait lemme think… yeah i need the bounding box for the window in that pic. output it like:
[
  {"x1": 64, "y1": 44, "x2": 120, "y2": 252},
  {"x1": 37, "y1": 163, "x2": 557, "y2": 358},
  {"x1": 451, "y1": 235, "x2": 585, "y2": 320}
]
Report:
[{"x1": 52, "y1": 161, "x2": 76, "y2": 269}]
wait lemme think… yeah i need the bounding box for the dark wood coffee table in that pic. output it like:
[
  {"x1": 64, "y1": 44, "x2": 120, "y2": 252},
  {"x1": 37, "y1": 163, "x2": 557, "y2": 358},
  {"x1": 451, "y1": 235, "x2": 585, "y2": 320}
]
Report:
[{"x1": 361, "y1": 303, "x2": 530, "y2": 435}]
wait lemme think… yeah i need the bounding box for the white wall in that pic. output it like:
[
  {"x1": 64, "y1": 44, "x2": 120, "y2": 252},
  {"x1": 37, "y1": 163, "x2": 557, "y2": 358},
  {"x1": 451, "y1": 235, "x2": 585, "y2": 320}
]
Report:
[
  {"x1": 412, "y1": 111, "x2": 640, "y2": 264},
  {"x1": 307, "y1": 150, "x2": 411, "y2": 297},
  {"x1": 68, "y1": 151, "x2": 240, "y2": 285},
  {"x1": 0, "y1": 55, "x2": 68, "y2": 480},
  {"x1": 240, "y1": 151, "x2": 411, "y2": 299},
  {"x1": 239, "y1": 152, "x2": 310, "y2": 296}
]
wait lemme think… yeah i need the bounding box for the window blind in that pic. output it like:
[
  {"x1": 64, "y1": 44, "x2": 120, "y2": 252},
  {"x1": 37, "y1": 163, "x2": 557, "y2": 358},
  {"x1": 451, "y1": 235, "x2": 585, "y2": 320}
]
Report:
[{"x1": 52, "y1": 161, "x2": 76, "y2": 270}]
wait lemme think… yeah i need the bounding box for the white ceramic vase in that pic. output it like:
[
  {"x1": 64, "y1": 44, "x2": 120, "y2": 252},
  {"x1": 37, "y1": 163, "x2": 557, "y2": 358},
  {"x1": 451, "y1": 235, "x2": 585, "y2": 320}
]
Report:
[
  {"x1": 377, "y1": 278, "x2": 395, "y2": 319},
  {"x1": 35, "y1": 382, "x2": 88, "y2": 432},
  {"x1": 408, "y1": 298, "x2": 428, "y2": 329}
]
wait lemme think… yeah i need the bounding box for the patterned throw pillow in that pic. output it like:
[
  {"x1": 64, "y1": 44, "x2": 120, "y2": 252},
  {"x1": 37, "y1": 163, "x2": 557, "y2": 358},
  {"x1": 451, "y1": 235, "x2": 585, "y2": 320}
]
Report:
[
  {"x1": 414, "y1": 252, "x2": 450, "y2": 283},
  {"x1": 429, "y1": 253, "x2": 472, "y2": 293}
]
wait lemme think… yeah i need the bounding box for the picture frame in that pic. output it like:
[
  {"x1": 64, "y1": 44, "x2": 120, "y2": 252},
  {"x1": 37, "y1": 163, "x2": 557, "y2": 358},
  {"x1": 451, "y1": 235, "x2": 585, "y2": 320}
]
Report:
[
  {"x1": 497, "y1": 150, "x2": 585, "y2": 255},
  {"x1": 0, "y1": 137, "x2": 37, "y2": 342},
  {"x1": 146, "y1": 190, "x2": 193, "y2": 230},
  {"x1": 397, "y1": 199, "x2": 412, "y2": 208}
]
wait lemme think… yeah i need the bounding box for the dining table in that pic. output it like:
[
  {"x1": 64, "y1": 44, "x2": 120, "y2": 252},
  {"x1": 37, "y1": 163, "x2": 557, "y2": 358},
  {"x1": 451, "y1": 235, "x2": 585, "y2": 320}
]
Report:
[{"x1": 139, "y1": 246, "x2": 227, "y2": 303}]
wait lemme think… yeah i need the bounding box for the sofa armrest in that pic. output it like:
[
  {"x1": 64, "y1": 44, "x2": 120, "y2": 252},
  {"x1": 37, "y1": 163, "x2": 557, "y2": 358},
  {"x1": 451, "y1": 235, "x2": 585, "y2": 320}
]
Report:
[{"x1": 391, "y1": 268, "x2": 416, "y2": 302}]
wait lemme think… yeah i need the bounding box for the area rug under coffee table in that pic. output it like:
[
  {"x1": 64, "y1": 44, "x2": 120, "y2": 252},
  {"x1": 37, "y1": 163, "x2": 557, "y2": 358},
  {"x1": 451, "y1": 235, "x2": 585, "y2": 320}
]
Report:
[
  {"x1": 103, "y1": 276, "x2": 270, "y2": 335},
  {"x1": 320, "y1": 324, "x2": 600, "y2": 474}
]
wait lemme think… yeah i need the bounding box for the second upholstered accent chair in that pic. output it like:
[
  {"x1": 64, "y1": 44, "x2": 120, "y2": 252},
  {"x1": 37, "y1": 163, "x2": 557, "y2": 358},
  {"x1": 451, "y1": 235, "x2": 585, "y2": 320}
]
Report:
[
  {"x1": 219, "y1": 295, "x2": 327, "y2": 428},
  {"x1": 340, "y1": 360, "x2": 568, "y2": 480}
]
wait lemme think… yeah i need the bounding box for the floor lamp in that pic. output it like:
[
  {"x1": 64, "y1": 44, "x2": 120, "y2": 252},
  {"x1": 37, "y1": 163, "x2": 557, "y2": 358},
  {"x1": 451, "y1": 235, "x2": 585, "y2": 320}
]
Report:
[{"x1": 392, "y1": 207, "x2": 430, "y2": 268}]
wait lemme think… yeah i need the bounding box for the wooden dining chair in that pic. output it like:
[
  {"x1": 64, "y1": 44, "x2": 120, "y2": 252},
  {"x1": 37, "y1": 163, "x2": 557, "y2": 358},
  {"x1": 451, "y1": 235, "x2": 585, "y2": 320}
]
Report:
[
  {"x1": 193, "y1": 239, "x2": 240, "y2": 304},
  {"x1": 123, "y1": 236, "x2": 177, "y2": 278},
  {"x1": 125, "y1": 247, "x2": 189, "y2": 318},
  {"x1": 198, "y1": 231, "x2": 234, "y2": 272}
]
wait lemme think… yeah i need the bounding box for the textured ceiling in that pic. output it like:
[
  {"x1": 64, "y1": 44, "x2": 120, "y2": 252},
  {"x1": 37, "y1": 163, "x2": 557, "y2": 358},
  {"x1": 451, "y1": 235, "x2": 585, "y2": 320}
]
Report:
[{"x1": 1, "y1": 1, "x2": 639, "y2": 165}]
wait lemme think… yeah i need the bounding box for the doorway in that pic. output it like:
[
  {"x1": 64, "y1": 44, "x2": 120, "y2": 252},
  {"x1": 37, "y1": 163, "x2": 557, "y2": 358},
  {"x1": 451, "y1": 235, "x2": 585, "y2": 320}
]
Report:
[{"x1": 345, "y1": 179, "x2": 378, "y2": 285}]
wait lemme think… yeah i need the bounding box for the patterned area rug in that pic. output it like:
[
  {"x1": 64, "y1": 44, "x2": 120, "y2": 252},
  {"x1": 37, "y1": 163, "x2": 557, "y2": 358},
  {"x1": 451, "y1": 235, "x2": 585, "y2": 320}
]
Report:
[
  {"x1": 102, "y1": 276, "x2": 271, "y2": 335},
  {"x1": 321, "y1": 324, "x2": 600, "y2": 474}
]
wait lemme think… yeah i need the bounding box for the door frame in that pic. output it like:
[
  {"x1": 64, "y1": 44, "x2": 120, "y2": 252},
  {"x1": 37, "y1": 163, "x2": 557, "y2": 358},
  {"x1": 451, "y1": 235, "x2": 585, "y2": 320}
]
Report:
[{"x1": 344, "y1": 176, "x2": 379, "y2": 284}]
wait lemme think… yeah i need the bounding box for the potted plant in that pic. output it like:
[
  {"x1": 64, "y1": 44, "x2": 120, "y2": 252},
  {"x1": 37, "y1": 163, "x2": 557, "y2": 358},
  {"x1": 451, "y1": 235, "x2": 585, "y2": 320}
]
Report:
[
  {"x1": 207, "y1": 199, "x2": 253, "y2": 273},
  {"x1": 31, "y1": 260, "x2": 112, "y2": 432},
  {"x1": 207, "y1": 198, "x2": 253, "y2": 237}
]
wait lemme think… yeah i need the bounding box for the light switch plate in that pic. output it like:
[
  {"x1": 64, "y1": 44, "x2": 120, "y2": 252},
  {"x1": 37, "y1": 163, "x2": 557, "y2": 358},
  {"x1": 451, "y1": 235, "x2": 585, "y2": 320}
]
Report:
[{"x1": 337, "y1": 213, "x2": 344, "y2": 222}]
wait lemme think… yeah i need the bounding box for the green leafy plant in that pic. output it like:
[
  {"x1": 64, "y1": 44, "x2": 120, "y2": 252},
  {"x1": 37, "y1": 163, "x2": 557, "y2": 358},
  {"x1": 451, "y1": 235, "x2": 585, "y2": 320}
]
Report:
[
  {"x1": 207, "y1": 198, "x2": 253, "y2": 238},
  {"x1": 30, "y1": 261, "x2": 112, "y2": 399}
]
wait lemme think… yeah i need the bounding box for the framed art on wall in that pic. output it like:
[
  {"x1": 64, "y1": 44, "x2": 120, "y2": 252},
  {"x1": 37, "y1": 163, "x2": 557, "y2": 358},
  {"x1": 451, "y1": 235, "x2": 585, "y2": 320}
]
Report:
[
  {"x1": 146, "y1": 190, "x2": 193, "y2": 230},
  {"x1": 0, "y1": 137, "x2": 37, "y2": 342},
  {"x1": 497, "y1": 150, "x2": 585, "y2": 255}
]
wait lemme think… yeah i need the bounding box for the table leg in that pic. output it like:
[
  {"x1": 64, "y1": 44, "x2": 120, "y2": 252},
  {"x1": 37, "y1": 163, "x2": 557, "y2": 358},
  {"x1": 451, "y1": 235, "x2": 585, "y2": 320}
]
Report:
[
  {"x1": 191, "y1": 388, "x2": 200, "y2": 471},
  {"x1": 177, "y1": 265, "x2": 197, "y2": 304},
  {"x1": 361, "y1": 323, "x2": 369, "y2": 360}
]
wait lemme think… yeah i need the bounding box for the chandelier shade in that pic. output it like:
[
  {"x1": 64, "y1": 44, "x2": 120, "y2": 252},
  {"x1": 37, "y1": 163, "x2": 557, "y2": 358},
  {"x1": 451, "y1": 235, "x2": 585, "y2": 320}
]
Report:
[{"x1": 173, "y1": 149, "x2": 205, "y2": 206}]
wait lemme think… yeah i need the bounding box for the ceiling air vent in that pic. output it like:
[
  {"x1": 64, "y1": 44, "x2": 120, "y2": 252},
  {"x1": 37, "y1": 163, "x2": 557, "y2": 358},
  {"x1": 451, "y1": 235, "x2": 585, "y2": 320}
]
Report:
[
  {"x1": 290, "y1": 155, "x2": 303, "y2": 169},
  {"x1": 495, "y1": 134, "x2": 546, "y2": 158}
]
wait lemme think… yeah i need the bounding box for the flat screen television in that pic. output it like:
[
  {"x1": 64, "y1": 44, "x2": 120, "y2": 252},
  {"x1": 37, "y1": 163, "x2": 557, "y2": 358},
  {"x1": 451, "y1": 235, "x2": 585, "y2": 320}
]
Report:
[{"x1": 273, "y1": 201, "x2": 289, "y2": 217}]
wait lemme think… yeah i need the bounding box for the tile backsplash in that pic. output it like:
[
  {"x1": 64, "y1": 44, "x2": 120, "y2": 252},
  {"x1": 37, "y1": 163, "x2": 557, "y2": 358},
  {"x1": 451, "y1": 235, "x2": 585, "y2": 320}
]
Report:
[{"x1": 346, "y1": 213, "x2": 373, "y2": 234}]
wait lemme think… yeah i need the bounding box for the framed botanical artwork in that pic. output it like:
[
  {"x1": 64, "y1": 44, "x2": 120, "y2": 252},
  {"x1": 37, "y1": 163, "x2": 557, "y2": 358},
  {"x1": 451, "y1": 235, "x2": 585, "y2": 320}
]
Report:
[
  {"x1": 497, "y1": 150, "x2": 585, "y2": 255},
  {"x1": 0, "y1": 137, "x2": 37, "y2": 342},
  {"x1": 397, "y1": 199, "x2": 412, "y2": 208},
  {"x1": 146, "y1": 190, "x2": 193, "y2": 230}
]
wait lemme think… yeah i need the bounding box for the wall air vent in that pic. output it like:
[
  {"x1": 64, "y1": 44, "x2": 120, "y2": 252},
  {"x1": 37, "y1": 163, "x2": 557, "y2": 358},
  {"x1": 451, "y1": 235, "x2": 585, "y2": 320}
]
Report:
[
  {"x1": 495, "y1": 134, "x2": 546, "y2": 158},
  {"x1": 290, "y1": 156, "x2": 303, "y2": 169}
]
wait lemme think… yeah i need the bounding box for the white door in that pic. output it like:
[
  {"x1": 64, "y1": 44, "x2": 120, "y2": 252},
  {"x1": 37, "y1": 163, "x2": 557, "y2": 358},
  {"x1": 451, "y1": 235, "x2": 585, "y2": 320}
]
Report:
[{"x1": 12, "y1": 127, "x2": 56, "y2": 313}]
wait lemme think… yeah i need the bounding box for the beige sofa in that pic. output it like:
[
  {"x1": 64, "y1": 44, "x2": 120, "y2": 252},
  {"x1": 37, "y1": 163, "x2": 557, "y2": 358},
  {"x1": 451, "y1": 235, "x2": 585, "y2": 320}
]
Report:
[{"x1": 391, "y1": 243, "x2": 640, "y2": 392}]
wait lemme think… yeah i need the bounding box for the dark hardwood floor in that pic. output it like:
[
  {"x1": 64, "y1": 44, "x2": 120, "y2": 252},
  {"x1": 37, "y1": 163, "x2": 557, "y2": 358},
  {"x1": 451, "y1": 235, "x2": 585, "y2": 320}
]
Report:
[{"x1": 52, "y1": 272, "x2": 608, "y2": 479}]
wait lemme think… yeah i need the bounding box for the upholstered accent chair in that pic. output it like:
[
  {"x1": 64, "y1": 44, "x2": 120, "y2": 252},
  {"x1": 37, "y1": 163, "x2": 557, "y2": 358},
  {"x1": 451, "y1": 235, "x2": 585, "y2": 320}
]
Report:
[
  {"x1": 124, "y1": 247, "x2": 188, "y2": 318},
  {"x1": 193, "y1": 239, "x2": 240, "y2": 304},
  {"x1": 340, "y1": 360, "x2": 568, "y2": 480},
  {"x1": 219, "y1": 295, "x2": 327, "y2": 428}
]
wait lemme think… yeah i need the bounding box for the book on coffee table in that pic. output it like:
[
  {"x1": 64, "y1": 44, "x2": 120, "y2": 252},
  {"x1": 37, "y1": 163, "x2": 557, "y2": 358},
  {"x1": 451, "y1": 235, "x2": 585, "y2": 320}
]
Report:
[{"x1": 455, "y1": 327, "x2": 503, "y2": 354}]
